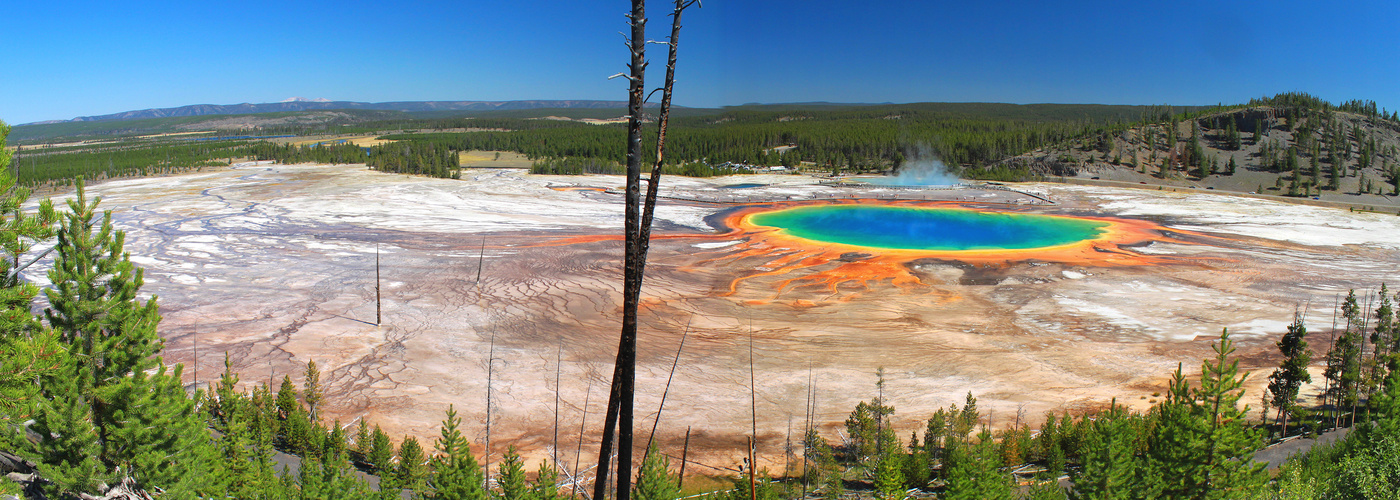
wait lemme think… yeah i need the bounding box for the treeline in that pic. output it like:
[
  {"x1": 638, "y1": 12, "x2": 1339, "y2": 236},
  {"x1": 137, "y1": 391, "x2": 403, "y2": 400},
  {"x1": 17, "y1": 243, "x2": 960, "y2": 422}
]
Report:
[
  {"x1": 367, "y1": 141, "x2": 461, "y2": 179},
  {"x1": 1249, "y1": 92, "x2": 1400, "y2": 123},
  {"x1": 381, "y1": 112, "x2": 1116, "y2": 177},
  {"x1": 14, "y1": 93, "x2": 1399, "y2": 187},
  {"x1": 807, "y1": 331, "x2": 1277, "y2": 500},
  {"x1": 10, "y1": 140, "x2": 246, "y2": 188},
  {"x1": 245, "y1": 140, "x2": 464, "y2": 179},
  {"x1": 529, "y1": 157, "x2": 750, "y2": 178},
  {"x1": 801, "y1": 327, "x2": 1400, "y2": 500},
  {"x1": 245, "y1": 142, "x2": 371, "y2": 165},
  {"x1": 530, "y1": 156, "x2": 626, "y2": 175}
]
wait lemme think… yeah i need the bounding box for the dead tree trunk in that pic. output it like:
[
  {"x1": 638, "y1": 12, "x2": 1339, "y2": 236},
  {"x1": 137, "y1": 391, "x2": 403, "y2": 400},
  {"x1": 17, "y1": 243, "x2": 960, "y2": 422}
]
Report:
[
  {"x1": 678, "y1": 426, "x2": 692, "y2": 490},
  {"x1": 593, "y1": 2, "x2": 697, "y2": 499},
  {"x1": 572, "y1": 380, "x2": 592, "y2": 500},
  {"x1": 555, "y1": 340, "x2": 563, "y2": 470},
  {"x1": 644, "y1": 316, "x2": 692, "y2": 458},
  {"x1": 375, "y1": 243, "x2": 382, "y2": 326},
  {"x1": 485, "y1": 326, "x2": 497, "y2": 489}
]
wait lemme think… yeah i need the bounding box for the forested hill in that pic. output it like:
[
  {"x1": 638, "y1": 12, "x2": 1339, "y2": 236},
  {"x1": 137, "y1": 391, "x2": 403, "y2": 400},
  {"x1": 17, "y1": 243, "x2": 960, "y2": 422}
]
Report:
[
  {"x1": 997, "y1": 93, "x2": 1400, "y2": 207},
  {"x1": 6, "y1": 101, "x2": 1179, "y2": 146},
  {"x1": 43, "y1": 99, "x2": 651, "y2": 124}
]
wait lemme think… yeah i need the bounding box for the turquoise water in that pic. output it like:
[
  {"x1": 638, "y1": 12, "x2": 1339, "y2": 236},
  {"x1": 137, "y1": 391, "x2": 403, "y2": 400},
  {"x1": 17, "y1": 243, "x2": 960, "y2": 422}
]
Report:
[{"x1": 747, "y1": 205, "x2": 1108, "y2": 251}]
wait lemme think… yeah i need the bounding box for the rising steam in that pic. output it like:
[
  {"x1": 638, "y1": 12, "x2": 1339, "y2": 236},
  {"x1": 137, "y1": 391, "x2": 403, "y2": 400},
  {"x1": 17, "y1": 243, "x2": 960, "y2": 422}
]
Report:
[{"x1": 891, "y1": 144, "x2": 959, "y2": 186}]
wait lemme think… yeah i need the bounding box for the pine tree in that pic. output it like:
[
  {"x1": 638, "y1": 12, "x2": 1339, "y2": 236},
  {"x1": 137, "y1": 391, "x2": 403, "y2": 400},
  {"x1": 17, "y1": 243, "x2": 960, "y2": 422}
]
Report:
[
  {"x1": 844, "y1": 401, "x2": 879, "y2": 464},
  {"x1": 368, "y1": 425, "x2": 395, "y2": 475},
  {"x1": 1329, "y1": 153, "x2": 1341, "y2": 190},
  {"x1": 324, "y1": 420, "x2": 347, "y2": 459},
  {"x1": 1309, "y1": 147, "x2": 1320, "y2": 184},
  {"x1": 396, "y1": 435, "x2": 429, "y2": 493},
  {"x1": 1143, "y1": 364, "x2": 1203, "y2": 498},
  {"x1": 532, "y1": 461, "x2": 561, "y2": 500},
  {"x1": 284, "y1": 407, "x2": 320, "y2": 457},
  {"x1": 1194, "y1": 329, "x2": 1268, "y2": 498},
  {"x1": 902, "y1": 431, "x2": 930, "y2": 488},
  {"x1": 1226, "y1": 117, "x2": 1242, "y2": 150},
  {"x1": 923, "y1": 410, "x2": 947, "y2": 466},
  {"x1": 209, "y1": 360, "x2": 262, "y2": 495},
  {"x1": 28, "y1": 375, "x2": 105, "y2": 493},
  {"x1": 0, "y1": 121, "x2": 62, "y2": 414},
  {"x1": 304, "y1": 359, "x2": 324, "y2": 421},
  {"x1": 1027, "y1": 481, "x2": 1070, "y2": 500},
  {"x1": 432, "y1": 405, "x2": 488, "y2": 500},
  {"x1": 802, "y1": 427, "x2": 838, "y2": 498},
  {"x1": 1372, "y1": 284, "x2": 1393, "y2": 360},
  {"x1": 28, "y1": 179, "x2": 218, "y2": 496},
  {"x1": 1268, "y1": 315, "x2": 1312, "y2": 437},
  {"x1": 942, "y1": 431, "x2": 1012, "y2": 500},
  {"x1": 294, "y1": 449, "x2": 374, "y2": 500},
  {"x1": 1327, "y1": 309, "x2": 1363, "y2": 426},
  {"x1": 1364, "y1": 357, "x2": 1400, "y2": 440},
  {"x1": 496, "y1": 446, "x2": 531, "y2": 500},
  {"x1": 872, "y1": 436, "x2": 905, "y2": 500},
  {"x1": 277, "y1": 374, "x2": 300, "y2": 420},
  {"x1": 355, "y1": 419, "x2": 372, "y2": 463},
  {"x1": 248, "y1": 383, "x2": 280, "y2": 464},
  {"x1": 634, "y1": 444, "x2": 678, "y2": 500},
  {"x1": 1037, "y1": 412, "x2": 1066, "y2": 479},
  {"x1": 1070, "y1": 404, "x2": 1138, "y2": 500}
]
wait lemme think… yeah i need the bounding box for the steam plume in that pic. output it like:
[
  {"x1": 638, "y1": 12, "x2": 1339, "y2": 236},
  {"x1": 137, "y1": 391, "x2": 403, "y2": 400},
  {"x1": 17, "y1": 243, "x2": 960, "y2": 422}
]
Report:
[{"x1": 892, "y1": 144, "x2": 959, "y2": 186}]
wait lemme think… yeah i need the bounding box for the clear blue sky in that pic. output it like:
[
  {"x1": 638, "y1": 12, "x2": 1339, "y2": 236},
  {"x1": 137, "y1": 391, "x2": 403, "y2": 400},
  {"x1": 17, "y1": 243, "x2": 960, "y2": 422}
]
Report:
[{"x1": 3, "y1": 0, "x2": 1397, "y2": 125}]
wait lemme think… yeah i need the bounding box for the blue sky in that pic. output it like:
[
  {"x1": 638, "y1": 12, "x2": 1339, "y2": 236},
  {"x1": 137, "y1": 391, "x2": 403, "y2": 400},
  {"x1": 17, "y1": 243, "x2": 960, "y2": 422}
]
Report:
[{"x1": 2, "y1": 0, "x2": 1397, "y2": 125}]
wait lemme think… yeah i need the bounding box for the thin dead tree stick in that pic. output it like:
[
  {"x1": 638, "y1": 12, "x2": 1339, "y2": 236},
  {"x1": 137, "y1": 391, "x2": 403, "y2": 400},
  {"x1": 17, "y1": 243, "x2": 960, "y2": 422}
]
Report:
[
  {"x1": 485, "y1": 324, "x2": 497, "y2": 489},
  {"x1": 1327, "y1": 294, "x2": 1338, "y2": 428},
  {"x1": 801, "y1": 363, "x2": 812, "y2": 500},
  {"x1": 192, "y1": 322, "x2": 198, "y2": 390},
  {"x1": 375, "y1": 243, "x2": 382, "y2": 326},
  {"x1": 7, "y1": 245, "x2": 55, "y2": 283},
  {"x1": 748, "y1": 437, "x2": 757, "y2": 500},
  {"x1": 574, "y1": 380, "x2": 593, "y2": 500},
  {"x1": 1353, "y1": 292, "x2": 1373, "y2": 427},
  {"x1": 555, "y1": 339, "x2": 564, "y2": 470},
  {"x1": 638, "y1": 0, "x2": 701, "y2": 249},
  {"x1": 678, "y1": 426, "x2": 691, "y2": 490},
  {"x1": 476, "y1": 238, "x2": 486, "y2": 285},
  {"x1": 784, "y1": 415, "x2": 792, "y2": 490},
  {"x1": 748, "y1": 316, "x2": 757, "y2": 500},
  {"x1": 644, "y1": 316, "x2": 693, "y2": 456}
]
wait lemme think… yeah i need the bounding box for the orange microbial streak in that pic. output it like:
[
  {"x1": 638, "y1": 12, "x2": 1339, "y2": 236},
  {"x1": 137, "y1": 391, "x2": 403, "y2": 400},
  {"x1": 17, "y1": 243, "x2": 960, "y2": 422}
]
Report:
[{"x1": 532, "y1": 199, "x2": 1216, "y2": 301}]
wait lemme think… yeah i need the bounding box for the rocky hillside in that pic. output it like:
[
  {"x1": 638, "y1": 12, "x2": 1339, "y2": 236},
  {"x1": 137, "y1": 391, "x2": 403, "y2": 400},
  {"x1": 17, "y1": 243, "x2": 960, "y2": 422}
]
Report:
[{"x1": 1002, "y1": 102, "x2": 1400, "y2": 209}]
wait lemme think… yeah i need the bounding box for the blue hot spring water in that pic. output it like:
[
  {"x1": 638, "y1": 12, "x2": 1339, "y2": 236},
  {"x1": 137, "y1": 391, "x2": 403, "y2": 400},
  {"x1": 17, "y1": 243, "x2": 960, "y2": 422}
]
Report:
[{"x1": 747, "y1": 205, "x2": 1107, "y2": 251}]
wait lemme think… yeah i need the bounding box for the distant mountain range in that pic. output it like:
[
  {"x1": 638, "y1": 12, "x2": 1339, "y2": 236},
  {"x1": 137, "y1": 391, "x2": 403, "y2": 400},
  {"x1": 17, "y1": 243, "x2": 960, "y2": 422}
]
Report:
[{"x1": 30, "y1": 99, "x2": 646, "y2": 125}]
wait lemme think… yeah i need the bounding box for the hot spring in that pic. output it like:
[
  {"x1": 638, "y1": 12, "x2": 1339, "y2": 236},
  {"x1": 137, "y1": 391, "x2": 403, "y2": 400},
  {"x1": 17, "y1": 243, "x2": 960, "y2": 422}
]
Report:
[{"x1": 746, "y1": 205, "x2": 1109, "y2": 251}]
